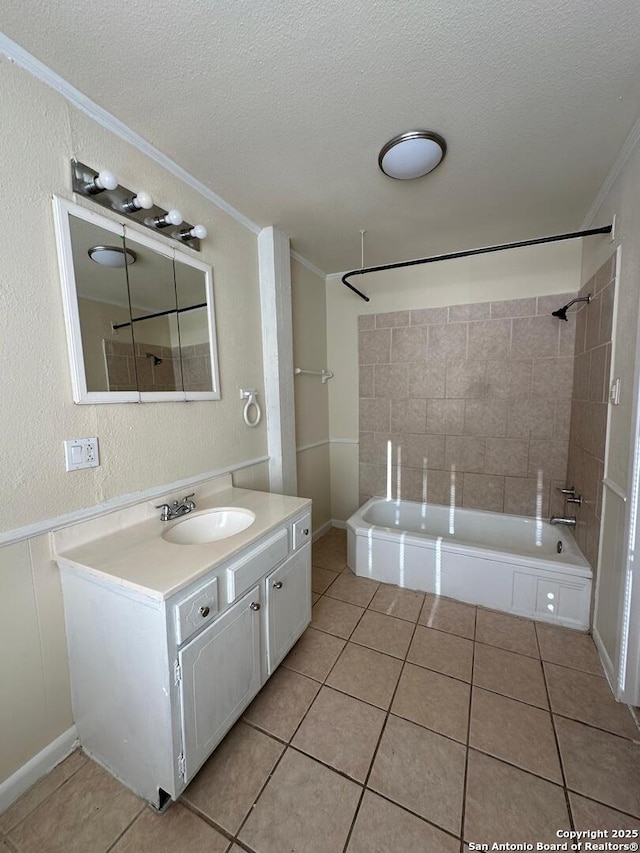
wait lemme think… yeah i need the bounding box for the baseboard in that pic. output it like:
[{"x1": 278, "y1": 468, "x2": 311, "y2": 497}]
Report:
[
  {"x1": 0, "y1": 726, "x2": 78, "y2": 814},
  {"x1": 331, "y1": 519, "x2": 347, "y2": 530},
  {"x1": 592, "y1": 626, "x2": 617, "y2": 693},
  {"x1": 312, "y1": 520, "x2": 333, "y2": 541}
]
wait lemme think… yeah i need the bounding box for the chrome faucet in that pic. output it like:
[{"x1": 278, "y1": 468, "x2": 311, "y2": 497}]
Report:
[
  {"x1": 550, "y1": 516, "x2": 577, "y2": 527},
  {"x1": 155, "y1": 493, "x2": 196, "y2": 522}
]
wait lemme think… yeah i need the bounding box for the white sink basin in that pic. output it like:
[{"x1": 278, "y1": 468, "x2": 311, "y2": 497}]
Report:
[{"x1": 163, "y1": 508, "x2": 256, "y2": 545}]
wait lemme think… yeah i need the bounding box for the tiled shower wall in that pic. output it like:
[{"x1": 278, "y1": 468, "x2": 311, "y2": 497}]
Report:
[
  {"x1": 105, "y1": 340, "x2": 212, "y2": 392},
  {"x1": 566, "y1": 255, "x2": 616, "y2": 570},
  {"x1": 358, "y1": 295, "x2": 577, "y2": 516}
]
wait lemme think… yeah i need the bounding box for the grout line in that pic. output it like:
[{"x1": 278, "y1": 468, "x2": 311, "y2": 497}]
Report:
[
  {"x1": 103, "y1": 805, "x2": 146, "y2": 852},
  {"x1": 341, "y1": 599, "x2": 422, "y2": 852},
  {"x1": 459, "y1": 606, "x2": 477, "y2": 849},
  {"x1": 179, "y1": 798, "x2": 242, "y2": 848},
  {"x1": 536, "y1": 621, "x2": 575, "y2": 832}
]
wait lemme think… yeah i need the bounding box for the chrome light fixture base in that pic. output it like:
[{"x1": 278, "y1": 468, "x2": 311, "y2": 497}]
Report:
[
  {"x1": 378, "y1": 130, "x2": 447, "y2": 180},
  {"x1": 71, "y1": 160, "x2": 202, "y2": 251}
]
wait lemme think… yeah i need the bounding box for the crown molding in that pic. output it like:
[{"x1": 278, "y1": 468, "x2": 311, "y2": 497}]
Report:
[
  {"x1": 290, "y1": 250, "x2": 326, "y2": 279},
  {"x1": 582, "y1": 112, "x2": 640, "y2": 229}
]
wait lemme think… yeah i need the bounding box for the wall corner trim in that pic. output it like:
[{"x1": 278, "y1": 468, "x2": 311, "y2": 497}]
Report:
[
  {"x1": 0, "y1": 726, "x2": 78, "y2": 814},
  {"x1": 582, "y1": 112, "x2": 640, "y2": 229}
]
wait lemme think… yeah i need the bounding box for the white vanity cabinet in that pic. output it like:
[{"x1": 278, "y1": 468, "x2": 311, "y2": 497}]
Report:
[{"x1": 57, "y1": 507, "x2": 311, "y2": 809}]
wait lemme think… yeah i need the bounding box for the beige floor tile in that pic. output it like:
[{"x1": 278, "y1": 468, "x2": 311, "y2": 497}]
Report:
[
  {"x1": 569, "y1": 793, "x2": 640, "y2": 831},
  {"x1": 181, "y1": 722, "x2": 283, "y2": 833},
  {"x1": 292, "y1": 686, "x2": 385, "y2": 782},
  {"x1": 312, "y1": 592, "x2": 321, "y2": 604},
  {"x1": 0, "y1": 840, "x2": 12, "y2": 853},
  {"x1": 0, "y1": 750, "x2": 87, "y2": 833},
  {"x1": 536, "y1": 623, "x2": 604, "y2": 676},
  {"x1": 243, "y1": 667, "x2": 320, "y2": 741},
  {"x1": 464, "y1": 749, "x2": 570, "y2": 843},
  {"x1": 238, "y1": 749, "x2": 361, "y2": 853},
  {"x1": 392, "y1": 662, "x2": 470, "y2": 742},
  {"x1": 312, "y1": 566, "x2": 339, "y2": 594},
  {"x1": 555, "y1": 717, "x2": 640, "y2": 817},
  {"x1": 473, "y1": 643, "x2": 548, "y2": 708},
  {"x1": 350, "y1": 610, "x2": 415, "y2": 659},
  {"x1": 419, "y1": 594, "x2": 476, "y2": 639},
  {"x1": 282, "y1": 627, "x2": 346, "y2": 682},
  {"x1": 312, "y1": 596, "x2": 365, "y2": 639},
  {"x1": 476, "y1": 609, "x2": 539, "y2": 657},
  {"x1": 312, "y1": 533, "x2": 348, "y2": 572},
  {"x1": 407, "y1": 625, "x2": 473, "y2": 681},
  {"x1": 7, "y1": 760, "x2": 143, "y2": 853},
  {"x1": 325, "y1": 572, "x2": 380, "y2": 607},
  {"x1": 368, "y1": 585, "x2": 425, "y2": 622},
  {"x1": 545, "y1": 663, "x2": 638, "y2": 738},
  {"x1": 368, "y1": 714, "x2": 466, "y2": 835},
  {"x1": 110, "y1": 803, "x2": 228, "y2": 852},
  {"x1": 469, "y1": 687, "x2": 562, "y2": 782},
  {"x1": 326, "y1": 643, "x2": 402, "y2": 709},
  {"x1": 347, "y1": 790, "x2": 459, "y2": 853}
]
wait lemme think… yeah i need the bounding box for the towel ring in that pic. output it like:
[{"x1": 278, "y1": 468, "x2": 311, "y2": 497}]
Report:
[{"x1": 240, "y1": 389, "x2": 262, "y2": 428}]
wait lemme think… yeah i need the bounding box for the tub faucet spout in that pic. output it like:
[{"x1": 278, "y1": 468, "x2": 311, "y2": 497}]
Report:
[{"x1": 550, "y1": 516, "x2": 576, "y2": 527}]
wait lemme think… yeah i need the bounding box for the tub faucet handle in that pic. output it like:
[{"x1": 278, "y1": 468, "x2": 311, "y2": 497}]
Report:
[{"x1": 556, "y1": 486, "x2": 576, "y2": 495}]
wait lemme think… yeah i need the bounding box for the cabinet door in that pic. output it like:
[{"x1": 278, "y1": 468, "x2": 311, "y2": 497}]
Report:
[
  {"x1": 178, "y1": 585, "x2": 262, "y2": 783},
  {"x1": 266, "y1": 543, "x2": 311, "y2": 674}
]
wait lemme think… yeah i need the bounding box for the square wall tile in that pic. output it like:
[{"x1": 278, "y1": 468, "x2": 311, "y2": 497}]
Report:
[
  {"x1": 462, "y1": 473, "x2": 505, "y2": 513},
  {"x1": 491, "y1": 297, "x2": 537, "y2": 318},
  {"x1": 507, "y1": 398, "x2": 556, "y2": 439},
  {"x1": 428, "y1": 323, "x2": 468, "y2": 359},
  {"x1": 359, "y1": 398, "x2": 390, "y2": 432},
  {"x1": 485, "y1": 358, "x2": 532, "y2": 398},
  {"x1": 467, "y1": 318, "x2": 512, "y2": 360},
  {"x1": 445, "y1": 359, "x2": 487, "y2": 398},
  {"x1": 511, "y1": 315, "x2": 560, "y2": 358},
  {"x1": 407, "y1": 360, "x2": 446, "y2": 397},
  {"x1": 358, "y1": 314, "x2": 375, "y2": 330},
  {"x1": 528, "y1": 440, "x2": 569, "y2": 480},
  {"x1": 359, "y1": 365, "x2": 374, "y2": 398},
  {"x1": 390, "y1": 398, "x2": 426, "y2": 433},
  {"x1": 374, "y1": 364, "x2": 408, "y2": 398},
  {"x1": 426, "y1": 399, "x2": 465, "y2": 435},
  {"x1": 504, "y1": 477, "x2": 550, "y2": 517},
  {"x1": 444, "y1": 435, "x2": 486, "y2": 473},
  {"x1": 390, "y1": 325, "x2": 428, "y2": 363},
  {"x1": 531, "y1": 357, "x2": 574, "y2": 398},
  {"x1": 484, "y1": 438, "x2": 529, "y2": 476},
  {"x1": 449, "y1": 302, "x2": 490, "y2": 321},
  {"x1": 375, "y1": 310, "x2": 410, "y2": 328},
  {"x1": 410, "y1": 306, "x2": 448, "y2": 325},
  {"x1": 359, "y1": 328, "x2": 391, "y2": 364},
  {"x1": 463, "y1": 400, "x2": 507, "y2": 437}
]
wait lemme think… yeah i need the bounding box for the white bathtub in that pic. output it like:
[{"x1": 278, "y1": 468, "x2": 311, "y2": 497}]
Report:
[{"x1": 347, "y1": 498, "x2": 592, "y2": 630}]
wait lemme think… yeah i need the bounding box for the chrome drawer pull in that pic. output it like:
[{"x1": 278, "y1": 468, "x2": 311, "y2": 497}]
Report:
[
  {"x1": 273, "y1": 581, "x2": 283, "y2": 589},
  {"x1": 250, "y1": 602, "x2": 261, "y2": 611}
]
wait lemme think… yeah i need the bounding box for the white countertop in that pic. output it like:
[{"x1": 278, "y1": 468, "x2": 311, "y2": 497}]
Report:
[{"x1": 53, "y1": 483, "x2": 311, "y2": 601}]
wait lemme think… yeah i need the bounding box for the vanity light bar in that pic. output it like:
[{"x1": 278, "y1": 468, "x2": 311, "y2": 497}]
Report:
[{"x1": 70, "y1": 160, "x2": 206, "y2": 252}]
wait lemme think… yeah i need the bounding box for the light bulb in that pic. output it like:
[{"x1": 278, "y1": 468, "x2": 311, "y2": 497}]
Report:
[
  {"x1": 166, "y1": 209, "x2": 183, "y2": 225},
  {"x1": 179, "y1": 224, "x2": 208, "y2": 241},
  {"x1": 122, "y1": 190, "x2": 154, "y2": 213},
  {"x1": 96, "y1": 169, "x2": 118, "y2": 191},
  {"x1": 134, "y1": 191, "x2": 153, "y2": 210}
]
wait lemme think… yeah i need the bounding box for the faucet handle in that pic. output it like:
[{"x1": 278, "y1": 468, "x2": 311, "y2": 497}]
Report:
[
  {"x1": 183, "y1": 493, "x2": 195, "y2": 501},
  {"x1": 155, "y1": 503, "x2": 172, "y2": 522},
  {"x1": 182, "y1": 493, "x2": 196, "y2": 511},
  {"x1": 556, "y1": 486, "x2": 576, "y2": 495}
]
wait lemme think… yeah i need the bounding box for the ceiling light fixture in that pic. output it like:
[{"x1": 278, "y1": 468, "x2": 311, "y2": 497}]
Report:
[
  {"x1": 378, "y1": 131, "x2": 447, "y2": 180},
  {"x1": 88, "y1": 245, "x2": 137, "y2": 268}
]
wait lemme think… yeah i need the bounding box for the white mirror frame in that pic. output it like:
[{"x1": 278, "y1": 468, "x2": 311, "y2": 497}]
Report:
[{"x1": 52, "y1": 196, "x2": 221, "y2": 404}]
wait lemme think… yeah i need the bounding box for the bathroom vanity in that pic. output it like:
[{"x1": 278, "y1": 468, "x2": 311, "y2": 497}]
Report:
[{"x1": 53, "y1": 476, "x2": 311, "y2": 808}]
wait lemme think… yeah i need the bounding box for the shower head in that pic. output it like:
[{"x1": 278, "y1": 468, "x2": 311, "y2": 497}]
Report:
[
  {"x1": 551, "y1": 294, "x2": 592, "y2": 322},
  {"x1": 551, "y1": 306, "x2": 569, "y2": 322},
  {"x1": 145, "y1": 352, "x2": 163, "y2": 366}
]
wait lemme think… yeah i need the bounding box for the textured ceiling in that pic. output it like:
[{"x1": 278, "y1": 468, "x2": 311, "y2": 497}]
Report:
[{"x1": 2, "y1": 0, "x2": 640, "y2": 273}]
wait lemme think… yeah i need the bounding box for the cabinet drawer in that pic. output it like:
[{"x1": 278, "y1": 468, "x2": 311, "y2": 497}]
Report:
[
  {"x1": 292, "y1": 513, "x2": 311, "y2": 551},
  {"x1": 175, "y1": 576, "x2": 219, "y2": 645},
  {"x1": 227, "y1": 527, "x2": 289, "y2": 603}
]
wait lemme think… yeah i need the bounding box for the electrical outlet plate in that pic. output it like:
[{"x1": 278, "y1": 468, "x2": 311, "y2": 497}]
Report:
[{"x1": 64, "y1": 437, "x2": 100, "y2": 471}]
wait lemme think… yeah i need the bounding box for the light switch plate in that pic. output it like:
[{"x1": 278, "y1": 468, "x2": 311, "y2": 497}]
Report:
[{"x1": 64, "y1": 437, "x2": 100, "y2": 471}]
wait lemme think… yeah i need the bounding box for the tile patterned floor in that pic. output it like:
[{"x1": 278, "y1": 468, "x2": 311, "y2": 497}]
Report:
[{"x1": 2, "y1": 527, "x2": 639, "y2": 852}]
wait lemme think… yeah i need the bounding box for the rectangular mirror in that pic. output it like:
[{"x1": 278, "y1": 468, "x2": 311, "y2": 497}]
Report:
[{"x1": 52, "y1": 197, "x2": 220, "y2": 403}]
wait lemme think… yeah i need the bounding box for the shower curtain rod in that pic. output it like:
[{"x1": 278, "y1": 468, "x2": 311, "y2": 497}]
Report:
[{"x1": 341, "y1": 225, "x2": 613, "y2": 302}]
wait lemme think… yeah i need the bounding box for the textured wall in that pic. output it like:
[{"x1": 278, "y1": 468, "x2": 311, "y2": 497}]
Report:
[
  {"x1": 291, "y1": 258, "x2": 331, "y2": 531},
  {"x1": 358, "y1": 295, "x2": 576, "y2": 516},
  {"x1": 566, "y1": 257, "x2": 616, "y2": 571}
]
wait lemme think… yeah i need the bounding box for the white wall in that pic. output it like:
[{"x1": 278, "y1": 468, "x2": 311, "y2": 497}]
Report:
[
  {"x1": 291, "y1": 258, "x2": 331, "y2": 531},
  {"x1": 0, "y1": 57, "x2": 270, "y2": 785},
  {"x1": 580, "y1": 134, "x2": 640, "y2": 694},
  {"x1": 326, "y1": 241, "x2": 582, "y2": 519}
]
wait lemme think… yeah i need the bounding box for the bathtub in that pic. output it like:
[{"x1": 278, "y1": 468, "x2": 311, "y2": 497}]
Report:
[{"x1": 347, "y1": 497, "x2": 592, "y2": 630}]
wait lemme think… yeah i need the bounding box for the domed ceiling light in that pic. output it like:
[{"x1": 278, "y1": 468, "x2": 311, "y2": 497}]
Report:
[
  {"x1": 88, "y1": 245, "x2": 137, "y2": 268},
  {"x1": 378, "y1": 130, "x2": 447, "y2": 180}
]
